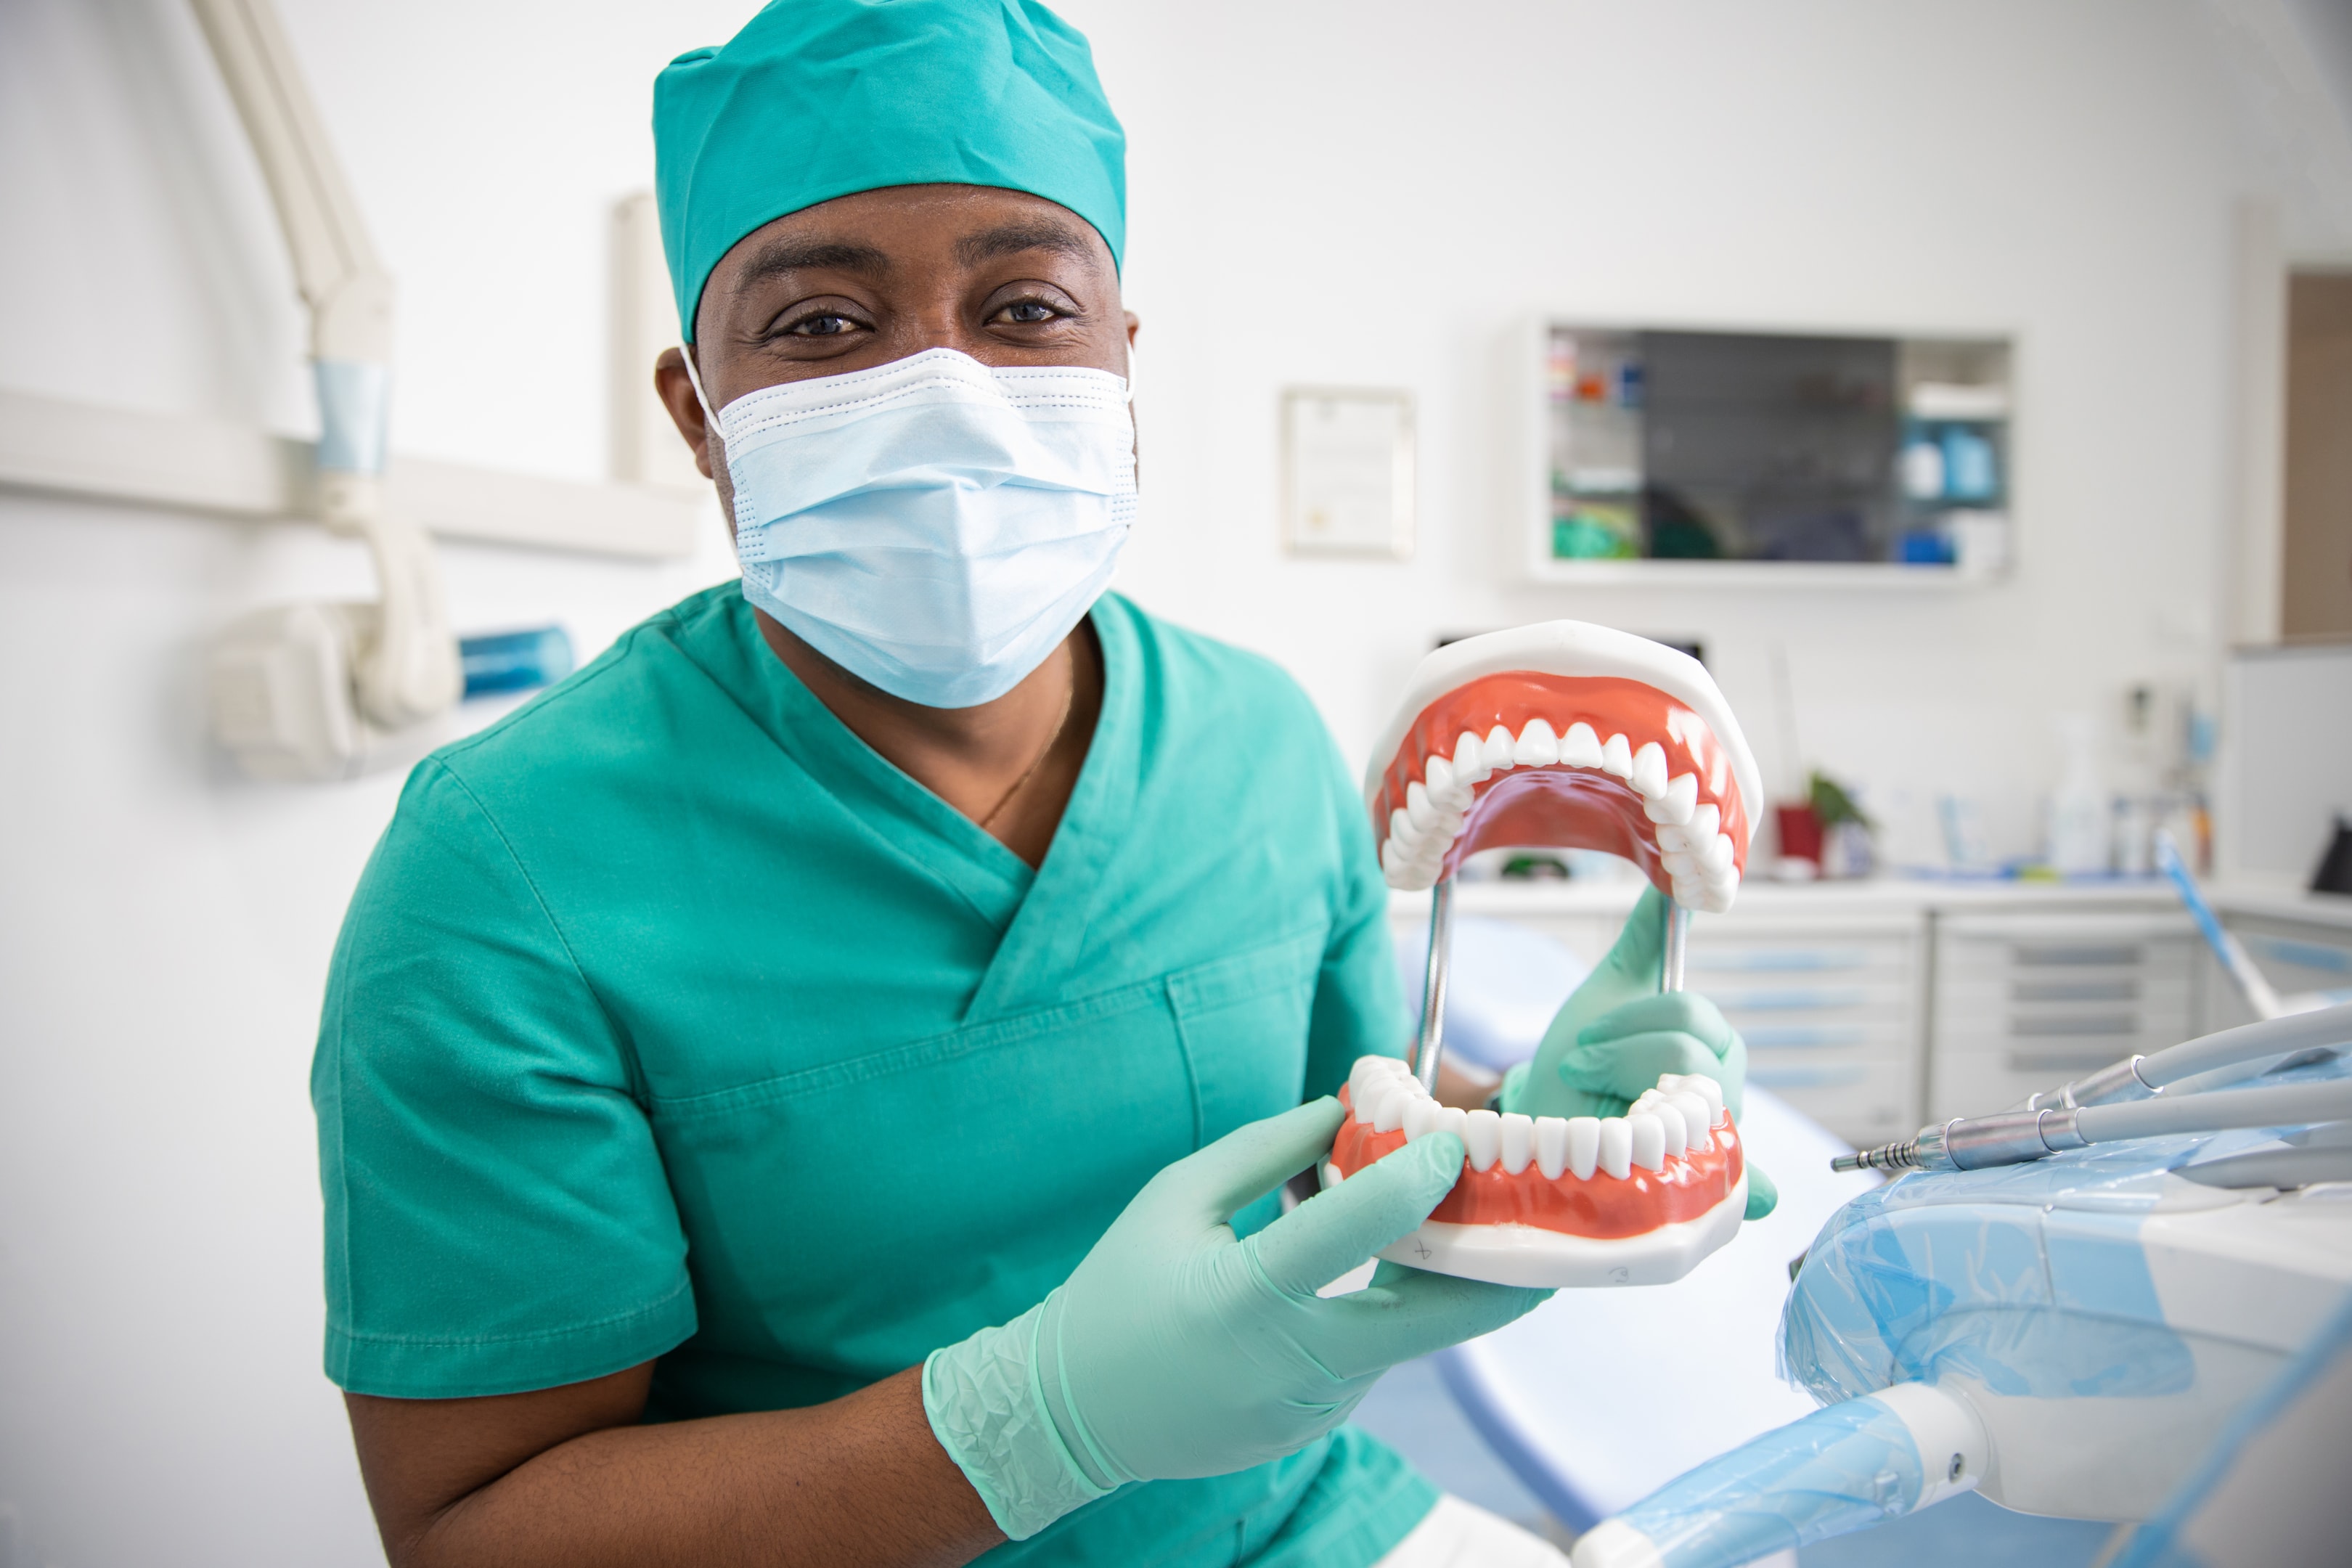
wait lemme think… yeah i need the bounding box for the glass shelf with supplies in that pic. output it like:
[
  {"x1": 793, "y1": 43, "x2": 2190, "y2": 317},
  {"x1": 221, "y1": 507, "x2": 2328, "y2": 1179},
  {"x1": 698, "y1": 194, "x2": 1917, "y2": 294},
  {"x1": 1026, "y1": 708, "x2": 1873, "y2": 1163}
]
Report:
[{"x1": 1519, "y1": 319, "x2": 2016, "y2": 587}]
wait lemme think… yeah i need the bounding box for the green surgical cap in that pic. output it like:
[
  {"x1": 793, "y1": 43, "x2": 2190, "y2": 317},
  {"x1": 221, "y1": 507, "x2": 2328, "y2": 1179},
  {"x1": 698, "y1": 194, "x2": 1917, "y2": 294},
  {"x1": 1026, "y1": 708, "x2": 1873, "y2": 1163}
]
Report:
[{"x1": 654, "y1": 0, "x2": 1126, "y2": 343}]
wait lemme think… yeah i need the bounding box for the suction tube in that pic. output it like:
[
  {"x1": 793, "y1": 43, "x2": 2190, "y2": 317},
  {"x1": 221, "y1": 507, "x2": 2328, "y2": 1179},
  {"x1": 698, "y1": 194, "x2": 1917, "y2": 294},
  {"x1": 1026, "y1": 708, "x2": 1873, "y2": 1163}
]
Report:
[{"x1": 1569, "y1": 1384, "x2": 1989, "y2": 1568}]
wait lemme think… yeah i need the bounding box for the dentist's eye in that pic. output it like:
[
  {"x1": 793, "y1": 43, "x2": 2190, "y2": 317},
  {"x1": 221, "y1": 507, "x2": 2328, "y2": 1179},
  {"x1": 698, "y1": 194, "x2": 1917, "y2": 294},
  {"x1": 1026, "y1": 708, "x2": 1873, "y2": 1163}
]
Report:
[{"x1": 791, "y1": 314, "x2": 858, "y2": 337}]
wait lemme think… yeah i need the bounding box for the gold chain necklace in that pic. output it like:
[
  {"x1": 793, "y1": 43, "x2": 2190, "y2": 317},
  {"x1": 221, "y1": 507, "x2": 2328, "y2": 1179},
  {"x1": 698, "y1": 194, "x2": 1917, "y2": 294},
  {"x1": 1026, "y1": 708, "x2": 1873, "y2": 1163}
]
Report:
[{"x1": 977, "y1": 657, "x2": 1077, "y2": 832}]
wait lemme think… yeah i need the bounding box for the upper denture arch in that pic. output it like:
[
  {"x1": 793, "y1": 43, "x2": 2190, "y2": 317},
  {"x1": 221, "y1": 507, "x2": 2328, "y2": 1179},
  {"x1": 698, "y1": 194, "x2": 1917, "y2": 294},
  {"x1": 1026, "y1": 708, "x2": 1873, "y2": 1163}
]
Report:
[{"x1": 1363, "y1": 624, "x2": 1763, "y2": 913}]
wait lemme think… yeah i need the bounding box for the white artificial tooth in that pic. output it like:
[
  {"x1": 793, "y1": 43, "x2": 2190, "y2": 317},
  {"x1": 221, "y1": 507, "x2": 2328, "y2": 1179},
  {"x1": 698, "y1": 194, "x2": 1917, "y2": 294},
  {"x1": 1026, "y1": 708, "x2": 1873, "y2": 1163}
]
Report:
[
  {"x1": 1453, "y1": 731, "x2": 1491, "y2": 785},
  {"x1": 1534, "y1": 1116, "x2": 1570, "y2": 1180},
  {"x1": 1702, "y1": 832, "x2": 1737, "y2": 873},
  {"x1": 1403, "y1": 1097, "x2": 1443, "y2": 1140},
  {"x1": 1630, "y1": 742, "x2": 1669, "y2": 799},
  {"x1": 1645, "y1": 773, "x2": 1699, "y2": 827},
  {"x1": 1655, "y1": 823, "x2": 1689, "y2": 853},
  {"x1": 1349, "y1": 1055, "x2": 1400, "y2": 1104},
  {"x1": 1689, "y1": 804, "x2": 1722, "y2": 842},
  {"x1": 1699, "y1": 876, "x2": 1738, "y2": 915},
  {"x1": 1405, "y1": 782, "x2": 1439, "y2": 835},
  {"x1": 1426, "y1": 756, "x2": 1472, "y2": 812},
  {"x1": 1598, "y1": 1117, "x2": 1633, "y2": 1180},
  {"x1": 1682, "y1": 1075, "x2": 1726, "y2": 1122},
  {"x1": 1629, "y1": 1112, "x2": 1667, "y2": 1172},
  {"x1": 1662, "y1": 849, "x2": 1698, "y2": 879},
  {"x1": 1673, "y1": 875, "x2": 1708, "y2": 907},
  {"x1": 1560, "y1": 722, "x2": 1604, "y2": 769},
  {"x1": 1601, "y1": 732, "x2": 1634, "y2": 779},
  {"x1": 1710, "y1": 753, "x2": 1728, "y2": 794},
  {"x1": 1390, "y1": 808, "x2": 1419, "y2": 848},
  {"x1": 1485, "y1": 725, "x2": 1517, "y2": 770},
  {"x1": 1567, "y1": 1116, "x2": 1601, "y2": 1179},
  {"x1": 1463, "y1": 1108, "x2": 1503, "y2": 1172},
  {"x1": 1669, "y1": 1092, "x2": 1714, "y2": 1151},
  {"x1": 1499, "y1": 1112, "x2": 1535, "y2": 1175},
  {"x1": 1514, "y1": 718, "x2": 1561, "y2": 767},
  {"x1": 1381, "y1": 840, "x2": 1405, "y2": 879},
  {"x1": 1324, "y1": 1160, "x2": 1345, "y2": 1185},
  {"x1": 1374, "y1": 1083, "x2": 1413, "y2": 1133},
  {"x1": 1650, "y1": 1101, "x2": 1688, "y2": 1156},
  {"x1": 1438, "y1": 1106, "x2": 1470, "y2": 1144}
]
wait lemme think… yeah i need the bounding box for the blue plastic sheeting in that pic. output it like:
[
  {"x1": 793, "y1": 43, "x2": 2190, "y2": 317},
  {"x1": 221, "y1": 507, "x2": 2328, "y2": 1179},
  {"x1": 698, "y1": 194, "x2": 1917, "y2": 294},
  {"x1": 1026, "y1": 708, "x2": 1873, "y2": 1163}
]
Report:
[
  {"x1": 1781, "y1": 1052, "x2": 2351, "y2": 1408},
  {"x1": 1614, "y1": 1395, "x2": 1922, "y2": 1567},
  {"x1": 2110, "y1": 1289, "x2": 2352, "y2": 1568}
]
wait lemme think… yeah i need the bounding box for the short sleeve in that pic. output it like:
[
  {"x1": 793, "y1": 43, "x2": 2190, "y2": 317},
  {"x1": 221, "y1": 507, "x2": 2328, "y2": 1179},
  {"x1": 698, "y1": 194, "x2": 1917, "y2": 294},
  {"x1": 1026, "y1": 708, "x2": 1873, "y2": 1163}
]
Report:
[
  {"x1": 313, "y1": 761, "x2": 695, "y2": 1398},
  {"x1": 1302, "y1": 733, "x2": 1408, "y2": 1101}
]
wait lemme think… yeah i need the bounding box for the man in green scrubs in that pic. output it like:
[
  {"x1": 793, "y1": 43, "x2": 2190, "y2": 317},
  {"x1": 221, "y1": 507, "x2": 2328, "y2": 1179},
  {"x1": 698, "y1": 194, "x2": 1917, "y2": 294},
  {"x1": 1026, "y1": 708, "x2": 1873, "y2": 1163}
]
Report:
[{"x1": 314, "y1": 4, "x2": 1753, "y2": 1564}]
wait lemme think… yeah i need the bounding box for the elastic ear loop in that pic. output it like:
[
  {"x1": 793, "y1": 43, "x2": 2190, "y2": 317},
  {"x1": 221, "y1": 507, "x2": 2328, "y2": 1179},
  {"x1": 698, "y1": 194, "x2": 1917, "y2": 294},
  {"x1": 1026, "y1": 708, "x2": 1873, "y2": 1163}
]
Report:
[{"x1": 679, "y1": 343, "x2": 720, "y2": 430}]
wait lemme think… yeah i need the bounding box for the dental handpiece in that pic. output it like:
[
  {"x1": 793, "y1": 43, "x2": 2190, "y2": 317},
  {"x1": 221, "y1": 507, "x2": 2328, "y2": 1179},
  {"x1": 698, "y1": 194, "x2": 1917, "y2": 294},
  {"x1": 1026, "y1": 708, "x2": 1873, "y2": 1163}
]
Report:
[
  {"x1": 1834, "y1": 1000, "x2": 2352, "y2": 1174},
  {"x1": 1832, "y1": 1076, "x2": 2352, "y2": 1175}
]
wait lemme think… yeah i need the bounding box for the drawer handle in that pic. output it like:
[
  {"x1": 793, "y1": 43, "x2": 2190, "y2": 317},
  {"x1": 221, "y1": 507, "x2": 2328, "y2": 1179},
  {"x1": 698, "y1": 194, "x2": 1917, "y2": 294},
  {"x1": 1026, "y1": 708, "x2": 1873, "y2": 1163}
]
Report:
[
  {"x1": 2012, "y1": 979, "x2": 2138, "y2": 1003},
  {"x1": 2243, "y1": 936, "x2": 2351, "y2": 975},
  {"x1": 1750, "y1": 1065, "x2": 1868, "y2": 1088},
  {"x1": 2007, "y1": 1049, "x2": 2126, "y2": 1073},
  {"x1": 1722, "y1": 989, "x2": 1870, "y2": 1011},
  {"x1": 1689, "y1": 951, "x2": 1874, "y2": 973},
  {"x1": 2009, "y1": 1014, "x2": 2138, "y2": 1037},
  {"x1": 2011, "y1": 946, "x2": 2141, "y2": 967},
  {"x1": 1744, "y1": 1026, "x2": 1869, "y2": 1048}
]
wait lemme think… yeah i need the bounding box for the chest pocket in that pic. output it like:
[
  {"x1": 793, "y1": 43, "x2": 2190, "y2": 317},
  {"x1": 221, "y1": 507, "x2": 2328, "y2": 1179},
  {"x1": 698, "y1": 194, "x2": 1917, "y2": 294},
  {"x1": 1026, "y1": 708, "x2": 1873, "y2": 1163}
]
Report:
[
  {"x1": 642, "y1": 924, "x2": 1331, "y2": 1415},
  {"x1": 1164, "y1": 925, "x2": 1326, "y2": 1151}
]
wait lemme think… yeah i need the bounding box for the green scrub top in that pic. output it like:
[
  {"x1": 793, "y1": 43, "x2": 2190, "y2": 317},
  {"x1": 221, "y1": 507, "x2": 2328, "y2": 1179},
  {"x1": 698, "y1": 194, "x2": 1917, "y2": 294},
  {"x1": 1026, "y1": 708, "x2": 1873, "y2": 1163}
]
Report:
[{"x1": 313, "y1": 584, "x2": 1434, "y2": 1567}]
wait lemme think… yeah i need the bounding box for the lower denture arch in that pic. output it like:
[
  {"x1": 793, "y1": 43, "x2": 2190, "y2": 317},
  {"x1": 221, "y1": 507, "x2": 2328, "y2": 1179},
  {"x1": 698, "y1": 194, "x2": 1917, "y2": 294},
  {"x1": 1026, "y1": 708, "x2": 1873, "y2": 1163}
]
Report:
[
  {"x1": 1329, "y1": 1077, "x2": 1744, "y2": 1239},
  {"x1": 1372, "y1": 671, "x2": 1752, "y2": 899}
]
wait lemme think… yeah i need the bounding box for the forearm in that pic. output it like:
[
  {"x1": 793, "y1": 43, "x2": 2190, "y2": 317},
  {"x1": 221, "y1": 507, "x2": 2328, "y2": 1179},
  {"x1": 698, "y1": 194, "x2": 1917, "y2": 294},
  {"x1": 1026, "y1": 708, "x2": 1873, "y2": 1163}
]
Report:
[{"x1": 369, "y1": 1368, "x2": 1003, "y2": 1568}]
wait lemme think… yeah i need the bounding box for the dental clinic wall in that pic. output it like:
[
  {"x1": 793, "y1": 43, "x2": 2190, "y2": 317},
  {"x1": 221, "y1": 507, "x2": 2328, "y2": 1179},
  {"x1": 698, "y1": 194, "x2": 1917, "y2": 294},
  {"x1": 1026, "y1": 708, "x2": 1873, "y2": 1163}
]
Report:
[{"x1": 0, "y1": 1, "x2": 2322, "y2": 1563}]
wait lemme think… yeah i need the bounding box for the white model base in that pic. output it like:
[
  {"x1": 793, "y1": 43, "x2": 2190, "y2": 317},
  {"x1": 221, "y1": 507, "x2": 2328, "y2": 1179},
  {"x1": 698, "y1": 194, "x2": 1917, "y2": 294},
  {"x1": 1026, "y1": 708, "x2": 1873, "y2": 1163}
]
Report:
[{"x1": 1334, "y1": 1170, "x2": 1748, "y2": 1288}]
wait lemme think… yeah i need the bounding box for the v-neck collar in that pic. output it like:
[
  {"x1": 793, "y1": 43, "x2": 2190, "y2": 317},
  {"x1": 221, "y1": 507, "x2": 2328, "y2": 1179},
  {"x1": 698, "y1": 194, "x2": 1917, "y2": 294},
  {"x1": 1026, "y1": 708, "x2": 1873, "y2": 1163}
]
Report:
[{"x1": 672, "y1": 589, "x2": 1140, "y2": 1014}]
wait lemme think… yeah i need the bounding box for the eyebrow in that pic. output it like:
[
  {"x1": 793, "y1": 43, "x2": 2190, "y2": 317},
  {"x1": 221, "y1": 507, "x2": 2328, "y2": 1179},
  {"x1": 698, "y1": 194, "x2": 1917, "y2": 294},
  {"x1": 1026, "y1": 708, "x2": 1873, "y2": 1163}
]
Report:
[
  {"x1": 953, "y1": 219, "x2": 1101, "y2": 269},
  {"x1": 732, "y1": 237, "x2": 893, "y2": 290}
]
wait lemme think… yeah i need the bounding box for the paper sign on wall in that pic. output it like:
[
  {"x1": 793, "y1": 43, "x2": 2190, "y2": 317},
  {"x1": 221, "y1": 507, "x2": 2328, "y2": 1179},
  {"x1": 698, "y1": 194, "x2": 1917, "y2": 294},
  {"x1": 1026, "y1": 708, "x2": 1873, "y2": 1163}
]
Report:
[{"x1": 1281, "y1": 388, "x2": 1414, "y2": 559}]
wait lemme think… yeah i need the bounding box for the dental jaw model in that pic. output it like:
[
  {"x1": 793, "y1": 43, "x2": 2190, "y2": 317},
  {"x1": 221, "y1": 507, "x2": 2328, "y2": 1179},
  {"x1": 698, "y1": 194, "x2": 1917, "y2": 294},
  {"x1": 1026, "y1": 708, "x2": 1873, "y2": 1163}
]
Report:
[{"x1": 1334, "y1": 621, "x2": 1763, "y2": 1289}]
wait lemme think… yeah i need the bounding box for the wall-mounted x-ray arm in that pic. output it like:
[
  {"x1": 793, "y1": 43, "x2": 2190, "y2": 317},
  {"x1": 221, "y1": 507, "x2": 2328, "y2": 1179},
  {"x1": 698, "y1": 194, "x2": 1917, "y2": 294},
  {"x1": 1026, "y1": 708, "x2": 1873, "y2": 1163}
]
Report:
[{"x1": 190, "y1": 0, "x2": 460, "y2": 773}]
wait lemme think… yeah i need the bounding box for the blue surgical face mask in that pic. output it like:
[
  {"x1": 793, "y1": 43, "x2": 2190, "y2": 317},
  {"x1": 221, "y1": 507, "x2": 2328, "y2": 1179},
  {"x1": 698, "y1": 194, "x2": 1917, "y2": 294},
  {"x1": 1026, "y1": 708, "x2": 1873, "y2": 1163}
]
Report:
[{"x1": 684, "y1": 346, "x2": 1136, "y2": 709}]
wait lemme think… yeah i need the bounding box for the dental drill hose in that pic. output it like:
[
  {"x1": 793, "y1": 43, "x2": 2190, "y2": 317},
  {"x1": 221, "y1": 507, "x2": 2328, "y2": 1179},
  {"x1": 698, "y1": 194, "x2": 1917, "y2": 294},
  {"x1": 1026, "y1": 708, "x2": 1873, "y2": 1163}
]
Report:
[
  {"x1": 1839, "y1": 1002, "x2": 2352, "y2": 1173},
  {"x1": 1834, "y1": 1076, "x2": 2352, "y2": 1175}
]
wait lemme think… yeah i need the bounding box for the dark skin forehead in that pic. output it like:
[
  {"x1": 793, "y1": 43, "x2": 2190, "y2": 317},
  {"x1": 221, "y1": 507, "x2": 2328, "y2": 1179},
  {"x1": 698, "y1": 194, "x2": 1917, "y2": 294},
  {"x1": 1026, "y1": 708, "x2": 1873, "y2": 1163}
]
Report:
[{"x1": 686, "y1": 183, "x2": 1132, "y2": 410}]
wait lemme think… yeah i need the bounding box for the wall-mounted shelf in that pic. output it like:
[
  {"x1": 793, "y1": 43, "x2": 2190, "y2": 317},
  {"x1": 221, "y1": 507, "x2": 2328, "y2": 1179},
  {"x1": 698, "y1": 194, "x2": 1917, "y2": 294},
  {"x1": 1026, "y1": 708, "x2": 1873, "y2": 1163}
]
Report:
[
  {"x1": 0, "y1": 386, "x2": 705, "y2": 560},
  {"x1": 1515, "y1": 317, "x2": 2017, "y2": 588}
]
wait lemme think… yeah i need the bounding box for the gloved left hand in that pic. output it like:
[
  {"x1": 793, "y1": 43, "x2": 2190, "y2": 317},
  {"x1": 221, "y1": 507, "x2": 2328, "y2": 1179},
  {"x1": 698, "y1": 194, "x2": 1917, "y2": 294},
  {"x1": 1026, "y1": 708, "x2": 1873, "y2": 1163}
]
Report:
[{"x1": 1500, "y1": 886, "x2": 1778, "y2": 1220}]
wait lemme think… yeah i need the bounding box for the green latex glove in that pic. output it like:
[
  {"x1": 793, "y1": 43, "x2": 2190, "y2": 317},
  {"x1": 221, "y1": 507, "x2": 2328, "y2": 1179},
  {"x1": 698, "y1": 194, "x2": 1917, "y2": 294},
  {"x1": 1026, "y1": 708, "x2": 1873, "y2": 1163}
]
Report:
[
  {"x1": 1500, "y1": 886, "x2": 1779, "y2": 1221},
  {"x1": 923, "y1": 1098, "x2": 1548, "y2": 1540}
]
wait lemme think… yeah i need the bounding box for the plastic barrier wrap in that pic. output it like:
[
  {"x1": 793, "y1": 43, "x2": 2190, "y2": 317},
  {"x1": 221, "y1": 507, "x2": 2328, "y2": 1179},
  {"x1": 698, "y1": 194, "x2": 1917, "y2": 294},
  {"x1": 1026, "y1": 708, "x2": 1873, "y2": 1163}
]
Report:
[
  {"x1": 1604, "y1": 1395, "x2": 1922, "y2": 1566},
  {"x1": 1570, "y1": 1050, "x2": 2352, "y2": 1568},
  {"x1": 1782, "y1": 1050, "x2": 2352, "y2": 1408}
]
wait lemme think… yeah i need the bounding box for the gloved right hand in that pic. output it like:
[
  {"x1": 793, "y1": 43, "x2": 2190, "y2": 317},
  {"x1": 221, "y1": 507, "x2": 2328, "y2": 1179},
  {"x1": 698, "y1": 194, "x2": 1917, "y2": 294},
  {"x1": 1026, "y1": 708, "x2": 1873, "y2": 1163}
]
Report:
[{"x1": 922, "y1": 1097, "x2": 1549, "y2": 1541}]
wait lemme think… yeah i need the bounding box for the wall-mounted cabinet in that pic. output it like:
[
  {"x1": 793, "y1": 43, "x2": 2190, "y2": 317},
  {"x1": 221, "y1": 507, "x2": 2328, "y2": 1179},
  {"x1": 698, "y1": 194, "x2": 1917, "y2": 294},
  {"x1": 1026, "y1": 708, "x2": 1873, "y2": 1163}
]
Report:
[{"x1": 1519, "y1": 319, "x2": 2014, "y2": 587}]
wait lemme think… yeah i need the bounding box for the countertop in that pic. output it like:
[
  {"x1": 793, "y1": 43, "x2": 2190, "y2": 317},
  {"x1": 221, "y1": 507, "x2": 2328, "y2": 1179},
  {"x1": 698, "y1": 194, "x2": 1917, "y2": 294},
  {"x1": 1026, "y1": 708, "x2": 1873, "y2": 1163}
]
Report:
[{"x1": 1390, "y1": 874, "x2": 2352, "y2": 932}]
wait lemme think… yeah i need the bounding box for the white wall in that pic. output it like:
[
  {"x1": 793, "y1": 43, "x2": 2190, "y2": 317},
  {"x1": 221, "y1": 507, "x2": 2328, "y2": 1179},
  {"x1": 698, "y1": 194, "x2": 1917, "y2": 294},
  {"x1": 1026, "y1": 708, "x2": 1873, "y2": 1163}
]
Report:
[{"x1": 0, "y1": 1, "x2": 2312, "y2": 1562}]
